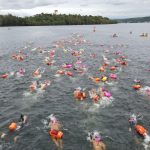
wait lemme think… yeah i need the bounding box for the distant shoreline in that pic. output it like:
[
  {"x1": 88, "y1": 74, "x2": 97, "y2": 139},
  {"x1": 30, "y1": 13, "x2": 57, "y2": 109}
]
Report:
[
  {"x1": 115, "y1": 16, "x2": 150, "y2": 23},
  {"x1": 0, "y1": 13, "x2": 117, "y2": 26}
]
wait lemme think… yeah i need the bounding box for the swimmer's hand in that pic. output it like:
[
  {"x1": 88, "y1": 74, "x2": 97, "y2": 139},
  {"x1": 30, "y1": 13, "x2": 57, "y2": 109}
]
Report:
[
  {"x1": 1, "y1": 133, "x2": 6, "y2": 139},
  {"x1": 16, "y1": 125, "x2": 21, "y2": 131},
  {"x1": 87, "y1": 132, "x2": 93, "y2": 141}
]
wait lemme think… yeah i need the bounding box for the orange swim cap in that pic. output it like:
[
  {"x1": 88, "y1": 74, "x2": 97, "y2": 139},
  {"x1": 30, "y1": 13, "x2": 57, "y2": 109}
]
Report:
[
  {"x1": 135, "y1": 125, "x2": 147, "y2": 136},
  {"x1": 132, "y1": 85, "x2": 141, "y2": 90},
  {"x1": 95, "y1": 78, "x2": 100, "y2": 82},
  {"x1": 9, "y1": 122, "x2": 17, "y2": 131},
  {"x1": 99, "y1": 67, "x2": 104, "y2": 72}
]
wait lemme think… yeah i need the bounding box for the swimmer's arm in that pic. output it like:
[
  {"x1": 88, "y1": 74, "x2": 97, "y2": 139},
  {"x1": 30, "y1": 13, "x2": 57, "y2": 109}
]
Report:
[{"x1": 101, "y1": 143, "x2": 106, "y2": 150}]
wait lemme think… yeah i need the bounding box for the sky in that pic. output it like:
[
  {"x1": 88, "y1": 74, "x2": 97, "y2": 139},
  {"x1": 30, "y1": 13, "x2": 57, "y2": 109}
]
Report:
[{"x1": 0, "y1": 0, "x2": 150, "y2": 19}]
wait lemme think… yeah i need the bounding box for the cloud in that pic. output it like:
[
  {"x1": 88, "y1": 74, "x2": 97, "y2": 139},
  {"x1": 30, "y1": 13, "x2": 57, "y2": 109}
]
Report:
[
  {"x1": 0, "y1": 0, "x2": 68, "y2": 9},
  {"x1": 0, "y1": 0, "x2": 150, "y2": 18}
]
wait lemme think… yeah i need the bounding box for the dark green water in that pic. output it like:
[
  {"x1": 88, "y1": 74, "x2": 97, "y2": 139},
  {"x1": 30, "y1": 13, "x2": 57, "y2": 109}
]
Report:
[{"x1": 0, "y1": 23, "x2": 150, "y2": 150}]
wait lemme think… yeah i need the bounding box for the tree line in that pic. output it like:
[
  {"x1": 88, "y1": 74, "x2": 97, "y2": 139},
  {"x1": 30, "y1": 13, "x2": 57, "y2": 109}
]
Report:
[{"x1": 0, "y1": 13, "x2": 117, "y2": 26}]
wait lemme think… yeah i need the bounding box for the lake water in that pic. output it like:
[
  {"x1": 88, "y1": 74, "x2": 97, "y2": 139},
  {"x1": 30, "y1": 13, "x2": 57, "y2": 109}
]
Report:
[{"x1": 0, "y1": 23, "x2": 150, "y2": 150}]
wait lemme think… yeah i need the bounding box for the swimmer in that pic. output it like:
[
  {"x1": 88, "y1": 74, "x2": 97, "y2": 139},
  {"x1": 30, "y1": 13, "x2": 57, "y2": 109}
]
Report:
[
  {"x1": 89, "y1": 89, "x2": 100, "y2": 103},
  {"x1": 62, "y1": 63, "x2": 72, "y2": 68},
  {"x1": 44, "y1": 57, "x2": 53, "y2": 66},
  {"x1": 29, "y1": 81, "x2": 37, "y2": 93},
  {"x1": 17, "y1": 55, "x2": 24, "y2": 61},
  {"x1": 48, "y1": 114, "x2": 63, "y2": 149},
  {"x1": 32, "y1": 67, "x2": 44, "y2": 78},
  {"x1": 16, "y1": 68, "x2": 25, "y2": 77},
  {"x1": 87, "y1": 131, "x2": 106, "y2": 150},
  {"x1": 74, "y1": 87, "x2": 86, "y2": 101},
  {"x1": 19, "y1": 68, "x2": 25, "y2": 74},
  {"x1": 0, "y1": 131, "x2": 20, "y2": 143},
  {"x1": 40, "y1": 80, "x2": 51, "y2": 90},
  {"x1": 56, "y1": 69, "x2": 65, "y2": 75},
  {"x1": 112, "y1": 33, "x2": 118, "y2": 38},
  {"x1": 98, "y1": 87, "x2": 105, "y2": 98},
  {"x1": 76, "y1": 68, "x2": 84, "y2": 74},
  {"x1": 33, "y1": 68, "x2": 40, "y2": 76},
  {"x1": 129, "y1": 114, "x2": 137, "y2": 131},
  {"x1": 129, "y1": 113, "x2": 143, "y2": 126},
  {"x1": 89, "y1": 76, "x2": 100, "y2": 83}
]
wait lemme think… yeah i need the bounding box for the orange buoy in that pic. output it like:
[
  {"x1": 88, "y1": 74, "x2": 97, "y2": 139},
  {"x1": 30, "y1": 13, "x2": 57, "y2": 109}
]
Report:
[
  {"x1": 57, "y1": 131, "x2": 63, "y2": 139},
  {"x1": 49, "y1": 130, "x2": 63, "y2": 139},
  {"x1": 9, "y1": 122, "x2": 17, "y2": 131},
  {"x1": 132, "y1": 84, "x2": 141, "y2": 90},
  {"x1": 66, "y1": 71, "x2": 73, "y2": 77},
  {"x1": 135, "y1": 125, "x2": 147, "y2": 136},
  {"x1": 1, "y1": 74, "x2": 8, "y2": 79}
]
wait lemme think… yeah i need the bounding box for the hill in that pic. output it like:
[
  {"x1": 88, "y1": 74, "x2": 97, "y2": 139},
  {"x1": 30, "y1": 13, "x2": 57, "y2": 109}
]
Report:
[
  {"x1": 116, "y1": 16, "x2": 150, "y2": 23},
  {"x1": 0, "y1": 13, "x2": 117, "y2": 26}
]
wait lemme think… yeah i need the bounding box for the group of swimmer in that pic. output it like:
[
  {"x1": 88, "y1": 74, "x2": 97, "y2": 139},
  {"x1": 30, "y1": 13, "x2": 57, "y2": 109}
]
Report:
[
  {"x1": 1, "y1": 32, "x2": 150, "y2": 150},
  {"x1": 71, "y1": 45, "x2": 129, "y2": 149},
  {"x1": 11, "y1": 51, "x2": 26, "y2": 61},
  {"x1": 0, "y1": 34, "x2": 129, "y2": 150},
  {"x1": 73, "y1": 49, "x2": 128, "y2": 106}
]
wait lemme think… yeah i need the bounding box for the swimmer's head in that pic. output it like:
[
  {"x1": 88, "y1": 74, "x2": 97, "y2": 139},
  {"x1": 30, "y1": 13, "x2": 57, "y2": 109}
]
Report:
[
  {"x1": 49, "y1": 114, "x2": 58, "y2": 123},
  {"x1": 129, "y1": 114, "x2": 137, "y2": 124},
  {"x1": 95, "y1": 136, "x2": 101, "y2": 142},
  {"x1": 93, "y1": 131, "x2": 102, "y2": 142},
  {"x1": 134, "y1": 79, "x2": 140, "y2": 83}
]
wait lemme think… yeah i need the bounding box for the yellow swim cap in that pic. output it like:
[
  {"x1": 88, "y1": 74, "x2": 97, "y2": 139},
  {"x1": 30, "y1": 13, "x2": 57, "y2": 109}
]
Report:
[
  {"x1": 102, "y1": 76, "x2": 107, "y2": 82},
  {"x1": 63, "y1": 49, "x2": 67, "y2": 52}
]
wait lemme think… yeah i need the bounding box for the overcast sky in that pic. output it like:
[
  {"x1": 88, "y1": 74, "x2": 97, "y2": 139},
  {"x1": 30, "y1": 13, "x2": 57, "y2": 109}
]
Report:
[{"x1": 0, "y1": 0, "x2": 150, "y2": 19}]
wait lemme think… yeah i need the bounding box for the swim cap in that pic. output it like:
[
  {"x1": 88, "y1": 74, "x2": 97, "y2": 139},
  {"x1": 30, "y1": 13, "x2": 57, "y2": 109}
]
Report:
[
  {"x1": 95, "y1": 136, "x2": 101, "y2": 142},
  {"x1": 49, "y1": 114, "x2": 57, "y2": 123},
  {"x1": 93, "y1": 131, "x2": 102, "y2": 142},
  {"x1": 102, "y1": 76, "x2": 107, "y2": 82}
]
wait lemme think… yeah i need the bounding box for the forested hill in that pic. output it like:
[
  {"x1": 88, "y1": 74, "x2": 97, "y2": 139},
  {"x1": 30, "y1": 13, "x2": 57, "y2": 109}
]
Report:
[
  {"x1": 0, "y1": 13, "x2": 117, "y2": 26},
  {"x1": 116, "y1": 16, "x2": 150, "y2": 23}
]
